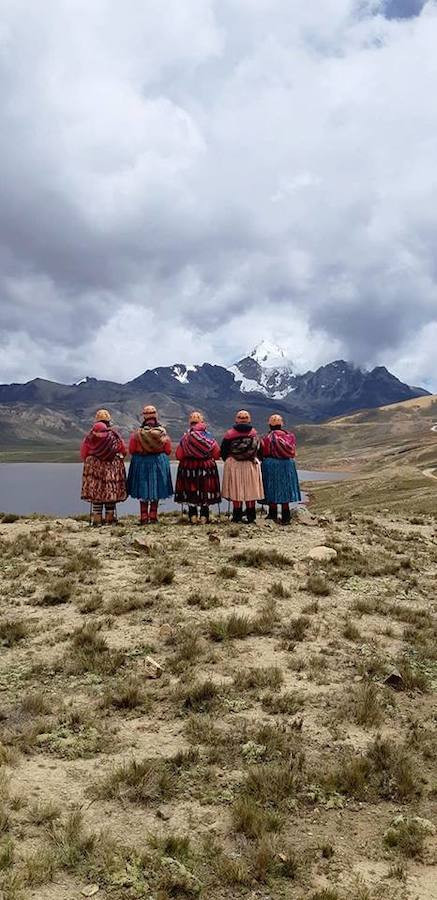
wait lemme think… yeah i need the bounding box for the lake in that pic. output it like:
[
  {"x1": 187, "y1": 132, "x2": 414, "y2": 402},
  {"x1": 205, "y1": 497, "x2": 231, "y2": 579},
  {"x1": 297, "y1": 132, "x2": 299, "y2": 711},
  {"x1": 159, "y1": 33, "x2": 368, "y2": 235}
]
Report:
[{"x1": 0, "y1": 463, "x2": 347, "y2": 517}]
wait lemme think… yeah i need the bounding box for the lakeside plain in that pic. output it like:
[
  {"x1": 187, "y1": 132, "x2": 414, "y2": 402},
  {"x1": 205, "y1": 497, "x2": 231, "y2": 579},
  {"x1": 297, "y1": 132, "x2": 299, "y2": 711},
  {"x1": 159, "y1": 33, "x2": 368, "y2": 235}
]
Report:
[{"x1": 0, "y1": 397, "x2": 436, "y2": 900}]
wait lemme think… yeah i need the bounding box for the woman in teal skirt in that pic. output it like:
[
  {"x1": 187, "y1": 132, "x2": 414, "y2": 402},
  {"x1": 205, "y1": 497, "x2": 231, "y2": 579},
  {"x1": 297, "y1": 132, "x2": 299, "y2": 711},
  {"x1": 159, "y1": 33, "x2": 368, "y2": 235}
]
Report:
[
  {"x1": 127, "y1": 405, "x2": 173, "y2": 524},
  {"x1": 260, "y1": 414, "x2": 301, "y2": 525}
]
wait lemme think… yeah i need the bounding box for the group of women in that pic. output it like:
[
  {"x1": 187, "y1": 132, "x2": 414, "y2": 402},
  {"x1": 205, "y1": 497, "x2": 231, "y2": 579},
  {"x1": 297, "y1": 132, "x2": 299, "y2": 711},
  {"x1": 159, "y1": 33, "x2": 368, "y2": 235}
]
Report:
[{"x1": 80, "y1": 405, "x2": 301, "y2": 526}]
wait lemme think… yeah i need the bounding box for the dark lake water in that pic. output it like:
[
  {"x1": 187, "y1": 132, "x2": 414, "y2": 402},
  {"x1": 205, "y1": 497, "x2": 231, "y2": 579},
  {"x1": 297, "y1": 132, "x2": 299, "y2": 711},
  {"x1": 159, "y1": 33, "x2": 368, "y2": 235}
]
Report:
[{"x1": 0, "y1": 463, "x2": 347, "y2": 517}]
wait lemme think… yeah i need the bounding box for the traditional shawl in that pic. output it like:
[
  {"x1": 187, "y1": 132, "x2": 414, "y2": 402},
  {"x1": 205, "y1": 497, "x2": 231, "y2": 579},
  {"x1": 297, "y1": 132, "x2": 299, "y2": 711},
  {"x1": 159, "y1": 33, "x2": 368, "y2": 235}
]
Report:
[
  {"x1": 265, "y1": 429, "x2": 296, "y2": 459},
  {"x1": 82, "y1": 426, "x2": 121, "y2": 462},
  {"x1": 136, "y1": 423, "x2": 168, "y2": 453},
  {"x1": 179, "y1": 426, "x2": 216, "y2": 460},
  {"x1": 230, "y1": 434, "x2": 259, "y2": 461}
]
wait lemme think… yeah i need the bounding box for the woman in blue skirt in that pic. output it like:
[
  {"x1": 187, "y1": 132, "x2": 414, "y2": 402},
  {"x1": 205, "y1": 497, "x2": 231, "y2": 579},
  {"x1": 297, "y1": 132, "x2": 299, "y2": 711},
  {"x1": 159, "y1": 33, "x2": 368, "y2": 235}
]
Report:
[
  {"x1": 260, "y1": 414, "x2": 301, "y2": 525},
  {"x1": 127, "y1": 405, "x2": 173, "y2": 524}
]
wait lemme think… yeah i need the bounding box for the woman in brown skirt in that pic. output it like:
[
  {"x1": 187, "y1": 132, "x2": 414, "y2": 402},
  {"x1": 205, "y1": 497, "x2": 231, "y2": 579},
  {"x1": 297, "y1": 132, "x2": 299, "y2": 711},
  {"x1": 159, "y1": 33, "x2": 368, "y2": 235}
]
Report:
[
  {"x1": 80, "y1": 409, "x2": 127, "y2": 525},
  {"x1": 221, "y1": 409, "x2": 263, "y2": 523}
]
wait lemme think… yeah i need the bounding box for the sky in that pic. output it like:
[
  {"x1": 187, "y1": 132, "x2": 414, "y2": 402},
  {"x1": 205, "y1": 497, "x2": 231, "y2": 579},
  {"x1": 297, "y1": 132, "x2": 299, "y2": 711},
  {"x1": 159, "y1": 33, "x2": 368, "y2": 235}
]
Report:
[{"x1": 0, "y1": 0, "x2": 436, "y2": 391}]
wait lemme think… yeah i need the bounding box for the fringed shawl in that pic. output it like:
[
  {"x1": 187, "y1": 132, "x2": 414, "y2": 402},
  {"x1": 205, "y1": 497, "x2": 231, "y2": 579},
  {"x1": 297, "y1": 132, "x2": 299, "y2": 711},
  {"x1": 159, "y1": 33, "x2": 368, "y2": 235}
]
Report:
[
  {"x1": 179, "y1": 427, "x2": 216, "y2": 460},
  {"x1": 136, "y1": 423, "x2": 168, "y2": 454},
  {"x1": 81, "y1": 427, "x2": 121, "y2": 462},
  {"x1": 264, "y1": 430, "x2": 296, "y2": 459}
]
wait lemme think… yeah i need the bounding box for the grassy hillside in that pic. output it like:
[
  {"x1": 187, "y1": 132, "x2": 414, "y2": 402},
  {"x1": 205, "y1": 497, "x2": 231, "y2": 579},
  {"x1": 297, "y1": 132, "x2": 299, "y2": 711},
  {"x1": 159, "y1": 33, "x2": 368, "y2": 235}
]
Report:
[{"x1": 0, "y1": 510, "x2": 435, "y2": 899}]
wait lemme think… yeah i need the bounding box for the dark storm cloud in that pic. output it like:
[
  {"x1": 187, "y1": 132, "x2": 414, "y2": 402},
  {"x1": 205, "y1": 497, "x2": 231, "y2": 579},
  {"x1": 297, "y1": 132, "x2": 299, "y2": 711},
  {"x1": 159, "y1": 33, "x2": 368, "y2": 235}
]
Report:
[
  {"x1": 384, "y1": 0, "x2": 426, "y2": 19},
  {"x1": 0, "y1": 0, "x2": 436, "y2": 388}
]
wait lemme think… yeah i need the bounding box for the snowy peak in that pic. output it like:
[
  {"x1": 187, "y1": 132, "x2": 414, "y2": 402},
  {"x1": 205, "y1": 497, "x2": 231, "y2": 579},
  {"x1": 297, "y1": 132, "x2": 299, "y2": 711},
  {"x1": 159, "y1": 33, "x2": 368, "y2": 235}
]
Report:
[
  {"x1": 171, "y1": 364, "x2": 197, "y2": 385},
  {"x1": 230, "y1": 341, "x2": 296, "y2": 399},
  {"x1": 249, "y1": 340, "x2": 292, "y2": 370}
]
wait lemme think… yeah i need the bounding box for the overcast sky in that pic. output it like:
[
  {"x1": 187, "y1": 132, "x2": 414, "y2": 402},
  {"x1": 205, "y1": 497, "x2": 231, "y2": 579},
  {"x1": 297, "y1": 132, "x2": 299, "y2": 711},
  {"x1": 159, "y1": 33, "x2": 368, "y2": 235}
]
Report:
[{"x1": 1, "y1": 0, "x2": 436, "y2": 390}]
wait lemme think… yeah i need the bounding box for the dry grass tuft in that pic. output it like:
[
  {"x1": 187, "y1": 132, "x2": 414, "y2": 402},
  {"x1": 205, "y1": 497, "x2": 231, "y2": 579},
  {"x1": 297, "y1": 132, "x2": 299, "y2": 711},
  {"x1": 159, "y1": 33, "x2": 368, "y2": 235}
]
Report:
[
  {"x1": 231, "y1": 547, "x2": 293, "y2": 568},
  {"x1": 0, "y1": 620, "x2": 28, "y2": 647},
  {"x1": 305, "y1": 574, "x2": 331, "y2": 596}
]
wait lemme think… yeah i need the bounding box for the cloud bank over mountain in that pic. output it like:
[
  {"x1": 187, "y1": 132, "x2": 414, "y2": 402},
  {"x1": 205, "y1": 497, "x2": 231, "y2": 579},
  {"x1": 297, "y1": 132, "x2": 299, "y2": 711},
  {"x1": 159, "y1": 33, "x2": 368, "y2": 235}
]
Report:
[{"x1": 0, "y1": 0, "x2": 436, "y2": 389}]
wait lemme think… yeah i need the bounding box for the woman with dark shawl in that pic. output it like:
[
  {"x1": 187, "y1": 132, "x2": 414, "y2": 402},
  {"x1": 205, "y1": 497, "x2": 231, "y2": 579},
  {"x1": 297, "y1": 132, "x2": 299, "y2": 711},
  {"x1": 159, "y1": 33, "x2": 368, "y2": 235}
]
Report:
[{"x1": 221, "y1": 409, "x2": 263, "y2": 523}]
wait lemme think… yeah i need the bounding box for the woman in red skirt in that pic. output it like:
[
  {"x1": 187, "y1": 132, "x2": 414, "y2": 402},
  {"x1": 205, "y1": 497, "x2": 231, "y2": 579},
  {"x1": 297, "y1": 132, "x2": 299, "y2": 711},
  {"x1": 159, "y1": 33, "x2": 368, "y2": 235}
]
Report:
[
  {"x1": 81, "y1": 409, "x2": 127, "y2": 525},
  {"x1": 175, "y1": 411, "x2": 221, "y2": 524}
]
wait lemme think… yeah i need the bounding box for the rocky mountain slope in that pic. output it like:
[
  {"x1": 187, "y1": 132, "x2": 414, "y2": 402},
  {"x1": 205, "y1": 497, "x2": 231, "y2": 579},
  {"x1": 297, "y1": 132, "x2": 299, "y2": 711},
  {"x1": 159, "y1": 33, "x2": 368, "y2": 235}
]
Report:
[{"x1": 0, "y1": 342, "x2": 428, "y2": 456}]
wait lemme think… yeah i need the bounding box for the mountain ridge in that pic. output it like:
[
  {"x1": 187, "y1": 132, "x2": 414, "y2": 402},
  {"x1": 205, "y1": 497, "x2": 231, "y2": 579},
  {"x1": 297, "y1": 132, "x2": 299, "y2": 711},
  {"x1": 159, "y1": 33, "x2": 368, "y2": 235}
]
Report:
[{"x1": 0, "y1": 343, "x2": 429, "y2": 456}]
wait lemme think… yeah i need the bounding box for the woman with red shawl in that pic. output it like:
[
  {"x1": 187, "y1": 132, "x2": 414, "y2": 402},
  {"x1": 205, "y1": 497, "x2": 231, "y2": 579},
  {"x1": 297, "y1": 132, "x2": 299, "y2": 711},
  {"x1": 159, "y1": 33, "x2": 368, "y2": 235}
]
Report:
[
  {"x1": 175, "y1": 411, "x2": 221, "y2": 524},
  {"x1": 80, "y1": 409, "x2": 127, "y2": 525}
]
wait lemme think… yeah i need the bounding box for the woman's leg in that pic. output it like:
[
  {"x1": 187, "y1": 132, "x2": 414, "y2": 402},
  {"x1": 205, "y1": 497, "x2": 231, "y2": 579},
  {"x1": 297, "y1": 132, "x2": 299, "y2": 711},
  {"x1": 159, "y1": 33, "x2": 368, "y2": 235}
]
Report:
[
  {"x1": 199, "y1": 505, "x2": 209, "y2": 524},
  {"x1": 188, "y1": 505, "x2": 198, "y2": 523},
  {"x1": 149, "y1": 500, "x2": 159, "y2": 523},
  {"x1": 92, "y1": 501, "x2": 103, "y2": 526},
  {"x1": 140, "y1": 500, "x2": 149, "y2": 525},
  {"x1": 245, "y1": 500, "x2": 256, "y2": 524},
  {"x1": 232, "y1": 500, "x2": 243, "y2": 523},
  {"x1": 281, "y1": 502, "x2": 291, "y2": 525},
  {"x1": 104, "y1": 501, "x2": 116, "y2": 525},
  {"x1": 267, "y1": 503, "x2": 278, "y2": 521}
]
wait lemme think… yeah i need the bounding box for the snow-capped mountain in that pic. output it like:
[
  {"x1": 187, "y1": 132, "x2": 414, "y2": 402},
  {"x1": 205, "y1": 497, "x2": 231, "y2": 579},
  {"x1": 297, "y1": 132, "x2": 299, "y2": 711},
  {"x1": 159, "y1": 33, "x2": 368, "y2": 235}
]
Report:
[
  {"x1": 0, "y1": 345, "x2": 429, "y2": 454},
  {"x1": 229, "y1": 340, "x2": 297, "y2": 399}
]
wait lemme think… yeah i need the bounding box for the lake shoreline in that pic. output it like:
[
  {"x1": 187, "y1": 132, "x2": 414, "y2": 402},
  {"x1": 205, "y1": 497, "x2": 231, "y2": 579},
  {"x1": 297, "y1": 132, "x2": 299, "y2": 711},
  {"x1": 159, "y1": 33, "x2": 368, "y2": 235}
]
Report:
[{"x1": 0, "y1": 461, "x2": 351, "y2": 517}]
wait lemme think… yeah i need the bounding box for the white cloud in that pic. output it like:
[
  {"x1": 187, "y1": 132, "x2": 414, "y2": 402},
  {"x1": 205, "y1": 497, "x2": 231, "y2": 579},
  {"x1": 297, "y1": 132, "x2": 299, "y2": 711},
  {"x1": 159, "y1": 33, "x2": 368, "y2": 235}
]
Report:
[{"x1": 0, "y1": 0, "x2": 436, "y2": 387}]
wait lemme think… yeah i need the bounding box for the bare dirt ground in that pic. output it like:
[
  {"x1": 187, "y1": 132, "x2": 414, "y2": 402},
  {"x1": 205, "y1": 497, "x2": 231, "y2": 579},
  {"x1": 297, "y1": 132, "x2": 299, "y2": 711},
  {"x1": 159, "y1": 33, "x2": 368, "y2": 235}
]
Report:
[{"x1": 0, "y1": 502, "x2": 436, "y2": 900}]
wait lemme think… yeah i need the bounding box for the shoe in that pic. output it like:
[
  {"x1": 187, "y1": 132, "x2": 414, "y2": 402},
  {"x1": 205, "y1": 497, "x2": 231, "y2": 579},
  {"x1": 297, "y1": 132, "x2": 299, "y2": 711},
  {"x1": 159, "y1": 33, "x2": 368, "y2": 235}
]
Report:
[
  {"x1": 246, "y1": 507, "x2": 256, "y2": 524},
  {"x1": 140, "y1": 502, "x2": 149, "y2": 525},
  {"x1": 265, "y1": 507, "x2": 278, "y2": 522},
  {"x1": 281, "y1": 508, "x2": 291, "y2": 526},
  {"x1": 199, "y1": 506, "x2": 210, "y2": 525},
  {"x1": 104, "y1": 510, "x2": 116, "y2": 526},
  {"x1": 92, "y1": 513, "x2": 103, "y2": 527},
  {"x1": 231, "y1": 508, "x2": 243, "y2": 523},
  {"x1": 188, "y1": 506, "x2": 198, "y2": 524}
]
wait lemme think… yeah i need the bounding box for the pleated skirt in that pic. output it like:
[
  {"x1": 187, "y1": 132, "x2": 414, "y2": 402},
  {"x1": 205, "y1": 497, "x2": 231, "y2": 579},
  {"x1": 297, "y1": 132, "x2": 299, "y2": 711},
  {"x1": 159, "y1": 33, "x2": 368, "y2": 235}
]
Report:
[
  {"x1": 261, "y1": 457, "x2": 301, "y2": 504},
  {"x1": 175, "y1": 458, "x2": 221, "y2": 506},
  {"x1": 222, "y1": 457, "x2": 264, "y2": 502},
  {"x1": 127, "y1": 453, "x2": 173, "y2": 501},
  {"x1": 81, "y1": 456, "x2": 127, "y2": 503}
]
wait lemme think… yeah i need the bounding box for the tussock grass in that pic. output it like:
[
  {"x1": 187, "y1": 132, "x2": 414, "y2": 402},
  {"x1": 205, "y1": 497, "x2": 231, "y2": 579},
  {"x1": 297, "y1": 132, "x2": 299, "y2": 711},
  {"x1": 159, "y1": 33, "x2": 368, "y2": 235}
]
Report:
[
  {"x1": 169, "y1": 626, "x2": 204, "y2": 673},
  {"x1": 66, "y1": 623, "x2": 124, "y2": 675},
  {"x1": 187, "y1": 592, "x2": 222, "y2": 609},
  {"x1": 106, "y1": 593, "x2": 153, "y2": 615},
  {"x1": 271, "y1": 581, "x2": 290, "y2": 598},
  {"x1": 48, "y1": 808, "x2": 95, "y2": 870},
  {"x1": 38, "y1": 577, "x2": 74, "y2": 606},
  {"x1": 347, "y1": 681, "x2": 384, "y2": 728},
  {"x1": 63, "y1": 549, "x2": 101, "y2": 574},
  {"x1": 322, "y1": 736, "x2": 420, "y2": 801},
  {"x1": 94, "y1": 749, "x2": 199, "y2": 805},
  {"x1": 281, "y1": 615, "x2": 310, "y2": 644},
  {"x1": 305, "y1": 574, "x2": 331, "y2": 596},
  {"x1": 149, "y1": 562, "x2": 175, "y2": 586},
  {"x1": 102, "y1": 677, "x2": 149, "y2": 711},
  {"x1": 28, "y1": 800, "x2": 60, "y2": 825},
  {"x1": 231, "y1": 547, "x2": 293, "y2": 568},
  {"x1": 20, "y1": 691, "x2": 52, "y2": 717},
  {"x1": 232, "y1": 796, "x2": 282, "y2": 838},
  {"x1": 78, "y1": 591, "x2": 103, "y2": 614},
  {"x1": 262, "y1": 691, "x2": 303, "y2": 716},
  {"x1": 252, "y1": 598, "x2": 278, "y2": 635},
  {"x1": 182, "y1": 679, "x2": 220, "y2": 713},
  {"x1": 209, "y1": 613, "x2": 252, "y2": 642},
  {"x1": 343, "y1": 618, "x2": 362, "y2": 641},
  {"x1": 216, "y1": 565, "x2": 237, "y2": 579},
  {"x1": 0, "y1": 620, "x2": 28, "y2": 647},
  {"x1": 234, "y1": 667, "x2": 283, "y2": 692},
  {"x1": 384, "y1": 817, "x2": 427, "y2": 858}
]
